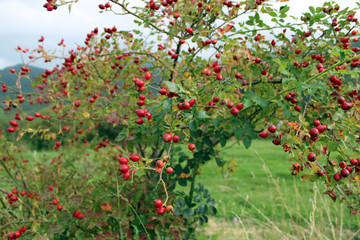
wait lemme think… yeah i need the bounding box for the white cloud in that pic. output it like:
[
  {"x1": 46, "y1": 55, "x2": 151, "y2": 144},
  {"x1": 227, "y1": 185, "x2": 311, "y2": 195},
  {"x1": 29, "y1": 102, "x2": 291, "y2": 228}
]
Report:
[{"x1": 0, "y1": 0, "x2": 358, "y2": 70}]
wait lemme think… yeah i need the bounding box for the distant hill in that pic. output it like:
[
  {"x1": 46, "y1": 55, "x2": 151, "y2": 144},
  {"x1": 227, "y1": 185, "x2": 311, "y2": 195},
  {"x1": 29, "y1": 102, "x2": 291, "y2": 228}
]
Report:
[
  {"x1": 0, "y1": 64, "x2": 45, "y2": 99},
  {"x1": 0, "y1": 64, "x2": 46, "y2": 114}
]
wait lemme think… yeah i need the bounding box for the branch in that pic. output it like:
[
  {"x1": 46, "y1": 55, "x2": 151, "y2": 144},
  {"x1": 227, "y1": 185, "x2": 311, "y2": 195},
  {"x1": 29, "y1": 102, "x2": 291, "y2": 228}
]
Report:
[{"x1": 110, "y1": 0, "x2": 181, "y2": 39}]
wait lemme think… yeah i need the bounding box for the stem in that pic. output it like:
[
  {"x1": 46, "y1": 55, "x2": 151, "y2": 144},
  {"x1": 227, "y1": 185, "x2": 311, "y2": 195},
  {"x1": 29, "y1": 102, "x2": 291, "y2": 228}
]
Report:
[
  {"x1": 187, "y1": 162, "x2": 200, "y2": 207},
  {"x1": 110, "y1": 0, "x2": 181, "y2": 39}
]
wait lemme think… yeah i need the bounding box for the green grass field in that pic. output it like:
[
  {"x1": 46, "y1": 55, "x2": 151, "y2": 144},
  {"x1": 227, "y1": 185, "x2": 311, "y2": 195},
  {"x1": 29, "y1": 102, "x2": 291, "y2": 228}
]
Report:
[
  {"x1": 2, "y1": 140, "x2": 360, "y2": 239},
  {"x1": 182, "y1": 140, "x2": 360, "y2": 240}
]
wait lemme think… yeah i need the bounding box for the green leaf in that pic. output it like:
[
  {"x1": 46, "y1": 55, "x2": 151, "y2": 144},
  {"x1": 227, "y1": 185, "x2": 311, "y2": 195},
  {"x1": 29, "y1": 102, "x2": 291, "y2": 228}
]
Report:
[
  {"x1": 296, "y1": 82, "x2": 309, "y2": 91},
  {"x1": 309, "y1": 6, "x2": 315, "y2": 14},
  {"x1": 189, "y1": 120, "x2": 198, "y2": 131},
  {"x1": 220, "y1": 137, "x2": 226, "y2": 147},
  {"x1": 243, "y1": 135, "x2": 252, "y2": 149},
  {"x1": 163, "y1": 98, "x2": 172, "y2": 110},
  {"x1": 269, "y1": 12, "x2": 277, "y2": 17},
  {"x1": 183, "y1": 208, "x2": 192, "y2": 219},
  {"x1": 115, "y1": 128, "x2": 129, "y2": 142},
  {"x1": 213, "y1": 118, "x2": 221, "y2": 128},
  {"x1": 195, "y1": 111, "x2": 209, "y2": 119},
  {"x1": 279, "y1": 5, "x2": 290, "y2": 13},
  {"x1": 253, "y1": 96, "x2": 268, "y2": 108},
  {"x1": 215, "y1": 157, "x2": 226, "y2": 167},
  {"x1": 165, "y1": 81, "x2": 179, "y2": 92},
  {"x1": 329, "y1": 141, "x2": 340, "y2": 151},
  {"x1": 209, "y1": 206, "x2": 217, "y2": 216}
]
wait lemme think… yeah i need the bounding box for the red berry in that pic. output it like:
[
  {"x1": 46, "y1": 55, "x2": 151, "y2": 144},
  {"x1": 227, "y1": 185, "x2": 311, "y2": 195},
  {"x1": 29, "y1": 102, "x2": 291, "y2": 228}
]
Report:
[
  {"x1": 313, "y1": 120, "x2": 321, "y2": 127},
  {"x1": 73, "y1": 211, "x2": 80, "y2": 217},
  {"x1": 9, "y1": 120, "x2": 18, "y2": 127},
  {"x1": 49, "y1": 185, "x2": 54, "y2": 191},
  {"x1": 230, "y1": 108, "x2": 239, "y2": 116},
  {"x1": 268, "y1": 125, "x2": 276, "y2": 133},
  {"x1": 339, "y1": 161, "x2": 347, "y2": 169},
  {"x1": 341, "y1": 169, "x2": 350, "y2": 177},
  {"x1": 173, "y1": 135, "x2": 180, "y2": 143},
  {"x1": 236, "y1": 102, "x2": 243, "y2": 110},
  {"x1": 307, "y1": 153, "x2": 317, "y2": 162},
  {"x1": 309, "y1": 128, "x2": 319, "y2": 137},
  {"x1": 189, "y1": 99, "x2": 197, "y2": 106},
  {"x1": 317, "y1": 170, "x2": 324, "y2": 176},
  {"x1": 78, "y1": 214, "x2": 85, "y2": 220},
  {"x1": 153, "y1": 199, "x2": 163, "y2": 208},
  {"x1": 333, "y1": 173, "x2": 342, "y2": 181},
  {"x1": 316, "y1": 125, "x2": 326, "y2": 133},
  {"x1": 227, "y1": 102, "x2": 234, "y2": 108},
  {"x1": 119, "y1": 157, "x2": 128, "y2": 164},
  {"x1": 26, "y1": 116, "x2": 34, "y2": 121},
  {"x1": 123, "y1": 172, "x2": 131, "y2": 180},
  {"x1": 119, "y1": 164, "x2": 129, "y2": 173},
  {"x1": 259, "y1": 131, "x2": 268, "y2": 138},
  {"x1": 166, "y1": 167, "x2": 173, "y2": 174},
  {"x1": 157, "y1": 206, "x2": 166, "y2": 215},
  {"x1": 188, "y1": 143, "x2": 196, "y2": 151},
  {"x1": 20, "y1": 226, "x2": 27, "y2": 232},
  {"x1": 272, "y1": 138, "x2": 280, "y2": 145},
  {"x1": 350, "y1": 159, "x2": 357, "y2": 165},
  {"x1": 144, "y1": 72, "x2": 151, "y2": 80},
  {"x1": 163, "y1": 133, "x2": 172, "y2": 142},
  {"x1": 136, "y1": 118, "x2": 144, "y2": 125},
  {"x1": 57, "y1": 204, "x2": 63, "y2": 211},
  {"x1": 130, "y1": 154, "x2": 140, "y2": 162},
  {"x1": 159, "y1": 88, "x2": 167, "y2": 95},
  {"x1": 156, "y1": 160, "x2": 164, "y2": 168}
]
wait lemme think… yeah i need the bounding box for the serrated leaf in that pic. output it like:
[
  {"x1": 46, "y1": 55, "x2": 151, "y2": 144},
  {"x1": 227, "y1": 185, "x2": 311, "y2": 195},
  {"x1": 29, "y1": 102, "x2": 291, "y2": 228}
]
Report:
[
  {"x1": 163, "y1": 98, "x2": 172, "y2": 110},
  {"x1": 165, "y1": 81, "x2": 182, "y2": 93},
  {"x1": 309, "y1": 6, "x2": 315, "y2": 14},
  {"x1": 115, "y1": 128, "x2": 129, "y2": 142},
  {"x1": 215, "y1": 157, "x2": 226, "y2": 167},
  {"x1": 279, "y1": 5, "x2": 290, "y2": 13},
  {"x1": 243, "y1": 135, "x2": 252, "y2": 149},
  {"x1": 189, "y1": 120, "x2": 198, "y2": 131},
  {"x1": 195, "y1": 111, "x2": 209, "y2": 119}
]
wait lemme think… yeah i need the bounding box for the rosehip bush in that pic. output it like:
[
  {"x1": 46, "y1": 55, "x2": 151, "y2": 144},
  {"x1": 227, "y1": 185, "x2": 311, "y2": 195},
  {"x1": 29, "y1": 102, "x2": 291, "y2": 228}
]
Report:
[{"x1": 1, "y1": 0, "x2": 360, "y2": 239}]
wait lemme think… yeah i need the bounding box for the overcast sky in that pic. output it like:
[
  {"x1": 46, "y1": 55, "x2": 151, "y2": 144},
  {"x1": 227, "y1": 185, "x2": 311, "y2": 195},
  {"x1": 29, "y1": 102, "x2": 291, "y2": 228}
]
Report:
[{"x1": 0, "y1": 0, "x2": 358, "y2": 70}]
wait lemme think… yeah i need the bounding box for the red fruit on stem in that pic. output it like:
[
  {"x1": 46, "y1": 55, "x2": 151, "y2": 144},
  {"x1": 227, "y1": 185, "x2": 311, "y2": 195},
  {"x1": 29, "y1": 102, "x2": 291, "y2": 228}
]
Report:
[
  {"x1": 119, "y1": 164, "x2": 129, "y2": 173},
  {"x1": 309, "y1": 128, "x2": 319, "y2": 137},
  {"x1": 173, "y1": 135, "x2": 180, "y2": 143},
  {"x1": 158, "y1": 206, "x2": 166, "y2": 215},
  {"x1": 188, "y1": 143, "x2": 196, "y2": 151},
  {"x1": 268, "y1": 125, "x2": 276, "y2": 133},
  {"x1": 259, "y1": 131, "x2": 268, "y2": 138},
  {"x1": 163, "y1": 133, "x2": 172, "y2": 142},
  {"x1": 333, "y1": 173, "x2": 341, "y2": 181},
  {"x1": 166, "y1": 167, "x2": 173, "y2": 174},
  {"x1": 231, "y1": 108, "x2": 239, "y2": 116},
  {"x1": 307, "y1": 153, "x2": 317, "y2": 162},
  {"x1": 130, "y1": 154, "x2": 140, "y2": 162},
  {"x1": 153, "y1": 199, "x2": 163, "y2": 208}
]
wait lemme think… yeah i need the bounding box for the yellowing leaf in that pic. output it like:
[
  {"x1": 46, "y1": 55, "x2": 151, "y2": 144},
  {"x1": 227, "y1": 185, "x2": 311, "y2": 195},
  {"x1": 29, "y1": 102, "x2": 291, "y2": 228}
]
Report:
[
  {"x1": 82, "y1": 112, "x2": 90, "y2": 118},
  {"x1": 288, "y1": 122, "x2": 297, "y2": 126},
  {"x1": 101, "y1": 202, "x2": 112, "y2": 212}
]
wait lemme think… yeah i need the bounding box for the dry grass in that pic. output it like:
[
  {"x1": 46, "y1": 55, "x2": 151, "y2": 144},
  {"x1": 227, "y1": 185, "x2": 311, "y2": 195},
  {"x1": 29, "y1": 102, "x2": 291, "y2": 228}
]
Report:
[{"x1": 198, "y1": 147, "x2": 360, "y2": 240}]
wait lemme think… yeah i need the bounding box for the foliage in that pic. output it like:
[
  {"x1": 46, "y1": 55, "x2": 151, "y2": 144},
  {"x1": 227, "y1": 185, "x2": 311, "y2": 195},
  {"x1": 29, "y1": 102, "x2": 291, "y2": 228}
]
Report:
[{"x1": 1, "y1": 0, "x2": 360, "y2": 239}]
